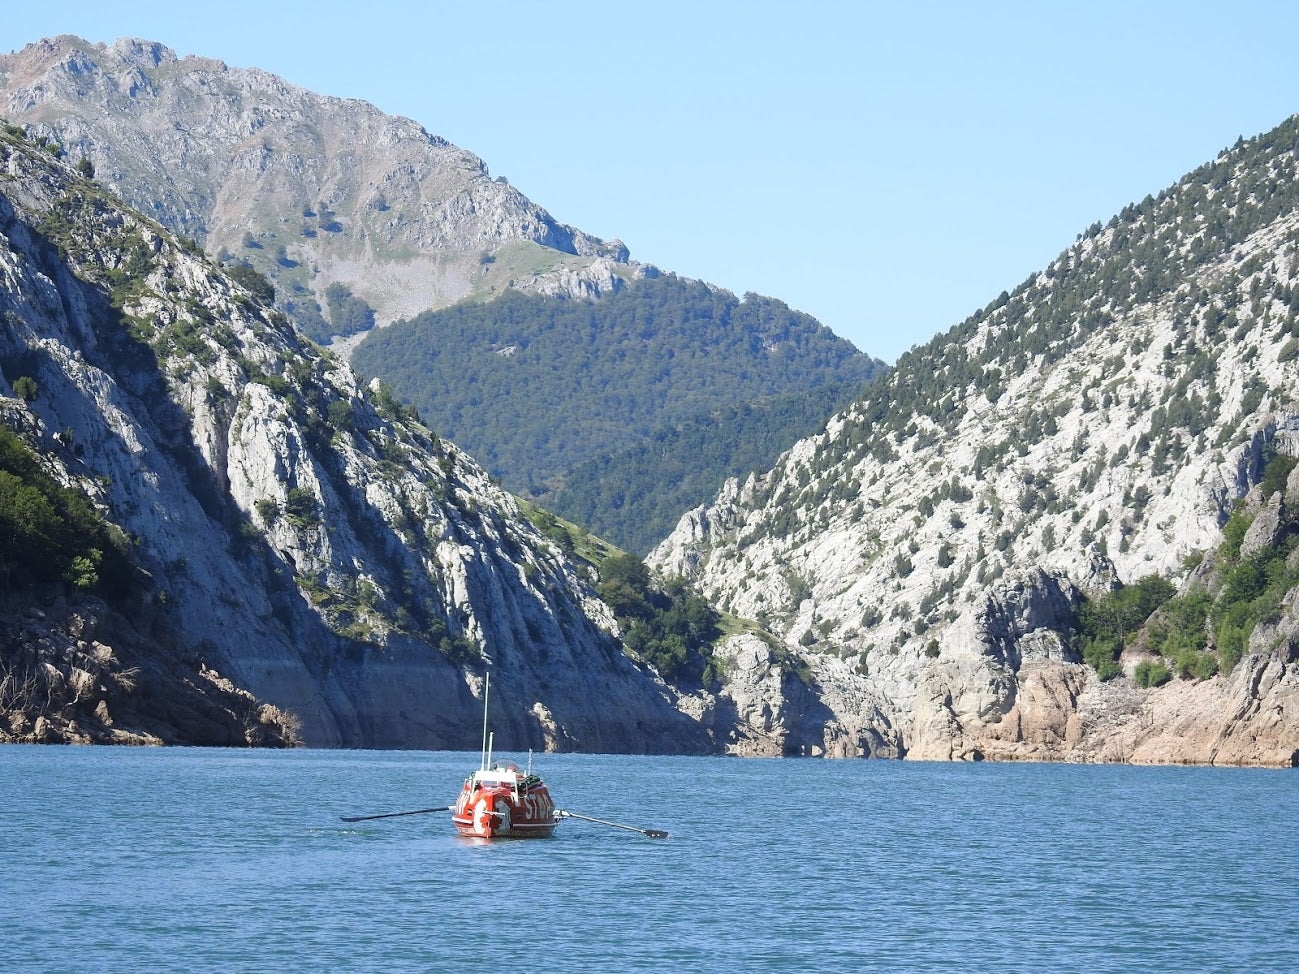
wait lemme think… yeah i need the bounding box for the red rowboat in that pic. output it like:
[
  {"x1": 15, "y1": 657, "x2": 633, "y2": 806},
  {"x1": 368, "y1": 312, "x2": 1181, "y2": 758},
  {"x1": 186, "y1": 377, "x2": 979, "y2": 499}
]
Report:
[
  {"x1": 336, "y1": 672, "x2": 662, "y2": 841},
  {"x1": 451, "y1": 761, "x2": 557, "y2": 839},
  {"x1": 451, "y1": 670, "x2": 559, "y2": 839}
]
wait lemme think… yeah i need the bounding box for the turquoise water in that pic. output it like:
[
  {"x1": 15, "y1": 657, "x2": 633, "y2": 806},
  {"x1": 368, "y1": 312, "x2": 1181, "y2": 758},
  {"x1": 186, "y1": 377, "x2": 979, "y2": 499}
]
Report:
[{"x1": 2, "y1": 746, "x2": 1296, "y2": 972}]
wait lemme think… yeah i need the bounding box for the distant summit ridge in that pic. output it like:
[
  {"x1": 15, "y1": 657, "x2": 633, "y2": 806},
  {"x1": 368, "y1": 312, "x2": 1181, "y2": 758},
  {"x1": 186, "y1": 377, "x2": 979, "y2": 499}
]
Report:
[{"x1": 0, "y1": 35, "x2": 639, "y2": 344}]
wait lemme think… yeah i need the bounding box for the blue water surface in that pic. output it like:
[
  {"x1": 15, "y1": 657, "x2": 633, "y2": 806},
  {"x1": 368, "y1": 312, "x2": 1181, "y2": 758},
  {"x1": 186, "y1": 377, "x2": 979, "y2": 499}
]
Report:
[{"x1": 2, "y1": 746, "x2": 1295, "y2": 973}]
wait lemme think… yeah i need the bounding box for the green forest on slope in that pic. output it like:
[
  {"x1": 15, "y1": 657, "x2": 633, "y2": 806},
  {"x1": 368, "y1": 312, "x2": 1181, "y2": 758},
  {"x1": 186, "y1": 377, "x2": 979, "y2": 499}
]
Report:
[
  {"x1": 351, "y1": 275, "x2": 884, "y2": 541},
  {"x1": 539, "y1": 378, "x2": 873, "y2": 554},
  {"x1": 1075, "y1": 451, "x2": 1299, "y2": 685},
  {"x1": 0, "y1": 425, "x2": 134, "y2": 597}
]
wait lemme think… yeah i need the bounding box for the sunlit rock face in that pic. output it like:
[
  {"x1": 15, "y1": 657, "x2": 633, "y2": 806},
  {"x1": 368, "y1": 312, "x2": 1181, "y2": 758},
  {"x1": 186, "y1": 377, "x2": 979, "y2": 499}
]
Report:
[
  {"x1": 0, "y1": 35, "x2": 639, "y2": 347},
  {"x1": 0, "y1": 124, "x2": 709, "y2": 752},
  {"x1": 652, "y1": 116, "x2": 1299, "y2": 765}
]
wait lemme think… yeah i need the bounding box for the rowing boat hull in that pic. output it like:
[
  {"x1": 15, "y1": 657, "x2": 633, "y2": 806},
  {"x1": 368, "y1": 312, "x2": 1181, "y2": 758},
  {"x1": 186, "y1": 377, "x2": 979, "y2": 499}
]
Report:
[{"x1": 451, "y1": 768, "x2": 558, "y2": 839}]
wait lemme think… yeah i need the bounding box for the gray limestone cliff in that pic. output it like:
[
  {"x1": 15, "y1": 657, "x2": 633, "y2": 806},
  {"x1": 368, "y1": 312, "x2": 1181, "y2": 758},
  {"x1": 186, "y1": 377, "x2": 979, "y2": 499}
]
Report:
[
  {"x1": 651, "y1": 117, "x2": 1299, "y2": 766},
  {"x1": 0, "y1": 124, "x2": 708, "y2": 751}
]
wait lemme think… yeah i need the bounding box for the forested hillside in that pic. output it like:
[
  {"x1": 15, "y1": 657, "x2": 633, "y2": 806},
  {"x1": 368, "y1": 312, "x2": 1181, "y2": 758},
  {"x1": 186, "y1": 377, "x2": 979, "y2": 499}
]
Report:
[
  {"x1": 351, "y1": 276, "x2": 884, "y2": 498},
  {"x1": 540, "y1": 378, "x2": 872, "y2": 554}
]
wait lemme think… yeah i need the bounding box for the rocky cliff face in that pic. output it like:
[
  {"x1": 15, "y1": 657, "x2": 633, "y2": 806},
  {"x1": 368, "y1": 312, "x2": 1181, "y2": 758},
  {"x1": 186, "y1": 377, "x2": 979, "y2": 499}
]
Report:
[
  {"x1": 0, "y1": 586, "x2": 297, "y2": 746},
  {"x1": 652, "y1": 116, "x2": 1299, "y2": 766},
  {"x1": 0, "y1": 124, "x2": 708, "y2": 751},
  {"x1": 0, "y1": 36, "x2": 643, "y2": 345}
]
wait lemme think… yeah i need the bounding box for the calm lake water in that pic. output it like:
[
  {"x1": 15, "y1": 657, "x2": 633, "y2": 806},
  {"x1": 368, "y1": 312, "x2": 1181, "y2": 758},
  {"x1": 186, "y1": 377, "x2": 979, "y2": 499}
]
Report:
[{"x1": 2, "y1": 746, "x2": 1296, "y2": 973}]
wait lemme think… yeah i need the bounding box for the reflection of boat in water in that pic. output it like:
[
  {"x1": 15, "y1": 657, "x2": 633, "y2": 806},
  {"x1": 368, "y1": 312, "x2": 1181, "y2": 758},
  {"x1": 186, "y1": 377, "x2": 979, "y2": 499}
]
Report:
[{"x1": 451, "y1": 671, "x2": 559, "y2": 840}]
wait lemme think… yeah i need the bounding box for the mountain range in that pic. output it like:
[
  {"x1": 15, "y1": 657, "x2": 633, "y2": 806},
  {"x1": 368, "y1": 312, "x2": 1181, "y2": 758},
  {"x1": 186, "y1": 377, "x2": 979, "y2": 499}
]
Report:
[
  {"x1": 0, "y1": 35, "x2": 882, "y2": 552},
  {"x1": 3, "y1": 34, "x2": 1298, "y2": 763}
]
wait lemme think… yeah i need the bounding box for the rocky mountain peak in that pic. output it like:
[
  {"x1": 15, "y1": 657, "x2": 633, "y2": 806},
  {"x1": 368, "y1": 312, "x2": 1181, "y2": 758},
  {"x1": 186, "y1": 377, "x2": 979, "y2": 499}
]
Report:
[{"x1": 0, "y1": 35, "x2": 641, "y2": 349}]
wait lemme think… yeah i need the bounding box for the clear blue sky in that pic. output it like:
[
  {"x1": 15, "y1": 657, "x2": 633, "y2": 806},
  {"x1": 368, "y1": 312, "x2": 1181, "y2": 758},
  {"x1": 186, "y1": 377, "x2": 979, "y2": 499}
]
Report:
[{"x1": 6, "y1": 1, "x2": 1299, "y2": 361}]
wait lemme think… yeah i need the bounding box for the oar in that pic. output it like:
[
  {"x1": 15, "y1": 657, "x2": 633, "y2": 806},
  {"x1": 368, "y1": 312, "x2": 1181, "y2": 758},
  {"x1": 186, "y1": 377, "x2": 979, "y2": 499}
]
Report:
[
  {"x1": 555, "y1": 809, "x2": 669, "y2": 839},
  {"x1": 339, "y1": 805, "x2": 452, "y2": 823}
]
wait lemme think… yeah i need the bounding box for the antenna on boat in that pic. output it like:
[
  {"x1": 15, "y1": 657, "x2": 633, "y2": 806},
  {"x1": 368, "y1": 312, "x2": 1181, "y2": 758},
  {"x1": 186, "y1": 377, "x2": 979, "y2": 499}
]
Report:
[
  {"x1": 480, "y1": 669, "x2": 491, "y2": 771},
  {"x1": 526, "y1": 748, "x2": 533, "y2": 776}
]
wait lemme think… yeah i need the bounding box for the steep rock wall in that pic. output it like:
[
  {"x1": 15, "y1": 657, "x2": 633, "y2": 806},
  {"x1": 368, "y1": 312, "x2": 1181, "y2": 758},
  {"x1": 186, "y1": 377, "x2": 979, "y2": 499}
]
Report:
[{"x1": 0, "y1": 125, "x2": 708, "y2": 752}]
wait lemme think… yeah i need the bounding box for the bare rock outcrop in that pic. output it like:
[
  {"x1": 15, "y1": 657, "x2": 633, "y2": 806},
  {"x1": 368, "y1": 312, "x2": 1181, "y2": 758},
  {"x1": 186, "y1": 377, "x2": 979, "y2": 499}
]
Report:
[
  {"x1": 0, "y1": 36, "x2": 649, "y2": 349},
  {"x1": 1127, "y1": 656, "x2": 1299, "y2": 766},
  {"x1": 1, "y1": 591, "x2": 298, "y2": 746},
  {"x1": 1241, "y1": 491, "x2": 1287, "y2": 560},
  {"x1": 676, "y1": 631, "x2": 901, "y2": 758}
]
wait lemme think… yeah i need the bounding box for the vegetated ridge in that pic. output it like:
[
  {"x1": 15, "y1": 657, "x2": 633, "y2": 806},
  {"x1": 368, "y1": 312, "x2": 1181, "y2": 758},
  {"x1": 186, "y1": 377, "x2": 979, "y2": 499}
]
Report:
[
  {"x1": 350, "y1": 279, "x2": 884, "y2": 528},
  {"x1": 539, "y1": 376, "x2": 873, "y2": 555},
  {"x1": 651, "y1": 115, "x2": 1299, "y2": 765}
]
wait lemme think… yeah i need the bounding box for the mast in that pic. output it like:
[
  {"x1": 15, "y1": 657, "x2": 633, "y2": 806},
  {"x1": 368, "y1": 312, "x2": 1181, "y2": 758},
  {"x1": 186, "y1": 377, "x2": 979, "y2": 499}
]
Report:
[{"x1": 479, "y1": 670, "x2": 491, "y2": 771}]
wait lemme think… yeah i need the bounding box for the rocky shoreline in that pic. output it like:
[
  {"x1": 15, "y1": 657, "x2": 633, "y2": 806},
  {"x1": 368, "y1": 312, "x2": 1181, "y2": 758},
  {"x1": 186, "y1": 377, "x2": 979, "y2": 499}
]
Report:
[{"x1": 1, "y1": 591, "x2": 298, "y2": 747}]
